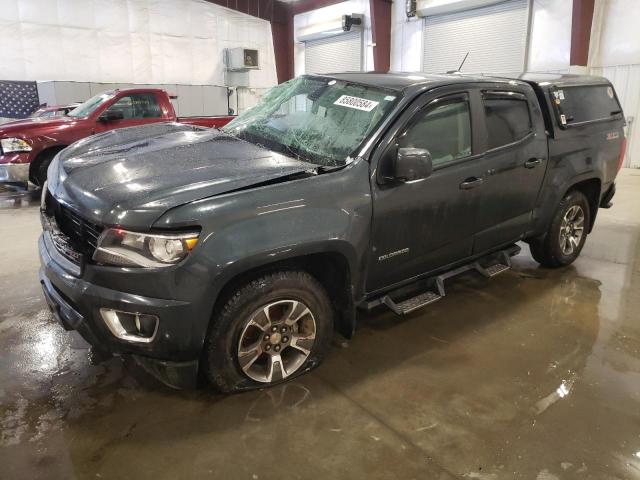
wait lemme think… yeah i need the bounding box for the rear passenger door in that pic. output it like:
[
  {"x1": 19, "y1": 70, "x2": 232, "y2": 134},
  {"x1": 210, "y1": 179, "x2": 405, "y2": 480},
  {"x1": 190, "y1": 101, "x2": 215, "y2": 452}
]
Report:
[{"x1": 472, "y1": 88, "x2": 548, "y2": 253}]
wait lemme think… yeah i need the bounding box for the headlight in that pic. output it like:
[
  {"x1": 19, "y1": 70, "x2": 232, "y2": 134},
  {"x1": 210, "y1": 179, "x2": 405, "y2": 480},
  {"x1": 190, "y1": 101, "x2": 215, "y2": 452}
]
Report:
[
  {"x1": 0, "y1": 137, "x2": 32, "y2": 153},
  {"x1": 93, "y1": 229, "x2": 200, "y2": 268}
]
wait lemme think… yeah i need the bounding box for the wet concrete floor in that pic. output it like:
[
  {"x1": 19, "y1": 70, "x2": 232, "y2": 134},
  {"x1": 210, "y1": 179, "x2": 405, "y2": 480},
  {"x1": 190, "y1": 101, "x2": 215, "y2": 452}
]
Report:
[{"x1": 1, "y1": 171, "x2": 639, "y2": 479}]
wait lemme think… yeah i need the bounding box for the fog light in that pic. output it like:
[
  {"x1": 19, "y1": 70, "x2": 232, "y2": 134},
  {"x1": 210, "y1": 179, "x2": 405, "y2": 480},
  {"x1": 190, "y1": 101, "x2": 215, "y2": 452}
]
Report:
[{"x1": 100, "y1": 308, "x2": 159, "y2": 343}]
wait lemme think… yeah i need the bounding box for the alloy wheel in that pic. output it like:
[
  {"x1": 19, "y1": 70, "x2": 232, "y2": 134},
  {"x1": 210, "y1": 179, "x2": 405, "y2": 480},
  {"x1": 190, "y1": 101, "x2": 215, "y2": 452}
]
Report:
[
  {"x1": 237, "y1": 299, "x2": 317, "y2": 383},
  {"x1": 559, "y1": 205, "x2": 585, "y2": 255}
]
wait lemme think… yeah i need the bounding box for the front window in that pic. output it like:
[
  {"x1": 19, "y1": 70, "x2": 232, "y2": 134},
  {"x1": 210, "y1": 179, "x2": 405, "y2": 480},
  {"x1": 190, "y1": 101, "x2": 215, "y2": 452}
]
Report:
[
  {"x1": 222, "y1": 76, "x2": 398, "y2": 166},
  {"x1": 67, "y1": 92, "x2": 116, "y2": 118},
  {"x1": 105, "y1": 93, "x2": 161, "y2": 119},
  {"x1": 398, "y1": 98, "x2": 472, "y2": 168}
]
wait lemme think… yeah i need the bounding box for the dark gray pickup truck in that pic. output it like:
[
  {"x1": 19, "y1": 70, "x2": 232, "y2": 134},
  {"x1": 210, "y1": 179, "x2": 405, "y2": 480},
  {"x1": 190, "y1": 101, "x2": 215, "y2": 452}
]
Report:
[{"x1": 39, "y1": 72, "x2": 626, "y2": 391}]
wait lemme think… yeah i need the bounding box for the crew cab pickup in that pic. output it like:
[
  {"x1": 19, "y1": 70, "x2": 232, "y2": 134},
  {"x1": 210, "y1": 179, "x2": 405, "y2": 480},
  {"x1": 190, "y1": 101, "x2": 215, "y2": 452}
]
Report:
[
  {"x1": 39, "y1": 73, "x2": 625, "y2": 391},
  {"x1": 0, "y1": 88, "x2": 234, "y2": 186}
]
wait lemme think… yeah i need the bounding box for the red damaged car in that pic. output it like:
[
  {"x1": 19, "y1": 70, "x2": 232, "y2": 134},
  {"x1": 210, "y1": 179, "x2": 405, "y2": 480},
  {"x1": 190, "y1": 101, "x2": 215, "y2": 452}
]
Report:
[{"x1": 0, "y1": 88, "x2": 234, "y2": 186}]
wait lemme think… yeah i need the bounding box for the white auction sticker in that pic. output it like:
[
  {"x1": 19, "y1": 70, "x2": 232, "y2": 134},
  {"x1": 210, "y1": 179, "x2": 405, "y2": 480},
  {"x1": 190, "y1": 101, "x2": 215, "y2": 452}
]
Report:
[{"x1": 334, "y1": 95, "x2": 379, "y2": 112}]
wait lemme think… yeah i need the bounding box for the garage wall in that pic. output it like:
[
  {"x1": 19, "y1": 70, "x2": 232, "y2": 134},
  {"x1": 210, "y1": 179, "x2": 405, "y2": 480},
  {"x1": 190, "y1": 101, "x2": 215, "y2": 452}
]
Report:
[
  {"x1": 527, "y1": 0, "x2": 571, "y2": 73},
  {"x1": 421, "y1": 0, "x2": 530, "y2": 76},
  {"x1": 390, "y1": 0, "x2": 572, "y2": 74},
  {"x1": 589, "y1": 0, "x2": 640, "y2": 168},
  {"x1": 35, "y1": 81, "x2": 231, "y2": 117},
  {"x1": 293, "y1": 0, "x2": 374, "y2": 77},
  {"x1": 303, "y1": 31, "x2": 364, "y2": 74},
  {"x1": 0, "y1": 0, "x2": 277, "y2": 95}
]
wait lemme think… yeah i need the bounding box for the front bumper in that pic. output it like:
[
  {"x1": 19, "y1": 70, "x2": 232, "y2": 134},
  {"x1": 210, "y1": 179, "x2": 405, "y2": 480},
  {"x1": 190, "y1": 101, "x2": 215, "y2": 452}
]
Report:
[
  {"x1": 0, "y1": 163, "x2": 29, "y2": 183},
  {"x1": 38, "y1": 233, "x2": 207, "y2": 388}
]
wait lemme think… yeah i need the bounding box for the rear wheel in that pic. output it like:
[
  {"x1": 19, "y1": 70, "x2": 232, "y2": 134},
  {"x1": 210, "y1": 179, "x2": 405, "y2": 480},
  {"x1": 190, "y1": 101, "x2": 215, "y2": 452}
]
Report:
[
  {"x1": 529, "y1": 190, "x2": 590, "y2": 268},
  {"x1": 202, "y1": 270, "x2": 333, "y2": 392}
]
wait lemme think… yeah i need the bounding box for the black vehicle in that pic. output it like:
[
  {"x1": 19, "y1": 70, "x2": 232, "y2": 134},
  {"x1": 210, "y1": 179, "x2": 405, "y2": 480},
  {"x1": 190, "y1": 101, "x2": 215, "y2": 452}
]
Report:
[{"x1": 39, "y1": 73, "x2": 626, "y2": 391}]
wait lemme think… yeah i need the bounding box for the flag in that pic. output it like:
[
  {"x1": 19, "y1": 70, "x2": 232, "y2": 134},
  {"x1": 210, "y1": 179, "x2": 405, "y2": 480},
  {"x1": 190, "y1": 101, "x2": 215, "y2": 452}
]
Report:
[{"x1": 0, "y1": 81, "x2": 40, "y2": 119}]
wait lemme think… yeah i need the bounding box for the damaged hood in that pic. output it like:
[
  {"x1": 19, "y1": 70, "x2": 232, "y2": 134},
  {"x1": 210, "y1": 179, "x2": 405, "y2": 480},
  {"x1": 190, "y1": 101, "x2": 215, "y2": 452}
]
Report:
[{"x1": 47, "y1": 123, "x2": 316, "y2": 228}]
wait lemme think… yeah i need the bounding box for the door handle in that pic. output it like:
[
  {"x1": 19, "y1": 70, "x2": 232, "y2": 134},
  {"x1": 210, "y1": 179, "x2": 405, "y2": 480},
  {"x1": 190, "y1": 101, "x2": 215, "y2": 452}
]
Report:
[
  {"x1": 524, "y1": 158, "x2": 543, "y2": 169},
  {"x1": 460, "y1": 177, "x2": 484, "y2": 190}
]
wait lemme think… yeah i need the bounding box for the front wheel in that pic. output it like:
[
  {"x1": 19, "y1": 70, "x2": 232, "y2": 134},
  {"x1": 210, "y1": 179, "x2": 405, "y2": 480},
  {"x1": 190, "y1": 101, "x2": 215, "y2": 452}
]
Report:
[
  {"x1": 202, "y1": 270, "x2": 334, "y2": 392},
  {"x1": 30, "y1": 150, "x2": 58, "y2": 187},
  {"x1": 529, "y1": 190, "x2": 590, "y2": 268}
]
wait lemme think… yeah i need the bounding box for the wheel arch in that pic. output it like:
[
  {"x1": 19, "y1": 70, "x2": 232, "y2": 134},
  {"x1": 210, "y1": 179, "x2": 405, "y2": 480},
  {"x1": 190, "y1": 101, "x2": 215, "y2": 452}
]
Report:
[
  {"x1": 566, "y1": 177, "x2": 601, "y2": 233},
  {"x1": 210, "y1": 248, "x2": 358, "y2": 341},
  {"x1": 29, "y1": 145, "x2": 67, "y2": 184},
  {"x1": 531, "y1": 173, "x2": 603, "y2": 240}
]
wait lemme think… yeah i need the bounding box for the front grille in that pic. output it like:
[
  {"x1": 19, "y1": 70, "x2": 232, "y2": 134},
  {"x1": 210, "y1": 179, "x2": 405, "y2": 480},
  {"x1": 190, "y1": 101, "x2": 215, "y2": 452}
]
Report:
[{"x1": 43, "y1": 192, "x2": 103, "y2": 265}]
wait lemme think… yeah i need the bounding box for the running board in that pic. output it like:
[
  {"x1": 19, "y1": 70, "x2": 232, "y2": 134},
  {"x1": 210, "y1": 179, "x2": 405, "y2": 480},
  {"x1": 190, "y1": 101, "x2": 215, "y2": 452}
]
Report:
[
  {"x1": 365, "y1": 245, "x2": 519, "y2": 316},
  {"x1": 385, "y1": 291, "x2": 443, "y2": 315}
]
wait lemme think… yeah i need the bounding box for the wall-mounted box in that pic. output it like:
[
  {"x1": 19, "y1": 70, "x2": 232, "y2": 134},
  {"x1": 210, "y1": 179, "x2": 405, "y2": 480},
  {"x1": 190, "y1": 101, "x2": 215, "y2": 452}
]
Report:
[{"x1": 225, "y1": 48, "x2": 260, "y2": 71}]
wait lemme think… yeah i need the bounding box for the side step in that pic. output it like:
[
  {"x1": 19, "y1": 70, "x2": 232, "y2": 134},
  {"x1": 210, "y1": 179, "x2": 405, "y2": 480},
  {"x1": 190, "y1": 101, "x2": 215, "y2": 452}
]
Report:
[
  {"x1": 392, "y1": 291, "x2": 443, "y2": 315},
  {"x1": 484, "y1": 263, "x2": 510, "y2": 277},
  {"x1": 365, "y1": 245, "x2": 519, "y2": 316}
]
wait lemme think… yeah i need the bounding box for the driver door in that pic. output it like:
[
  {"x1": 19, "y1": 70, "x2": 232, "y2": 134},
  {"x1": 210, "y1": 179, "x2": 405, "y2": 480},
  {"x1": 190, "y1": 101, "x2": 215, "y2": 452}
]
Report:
[
  {"x1": 94, "y1": 92, "x2": 165, "y2": 133},
  {"x1": 366, "y1": 88, "x2": 484, "y2": 293}
]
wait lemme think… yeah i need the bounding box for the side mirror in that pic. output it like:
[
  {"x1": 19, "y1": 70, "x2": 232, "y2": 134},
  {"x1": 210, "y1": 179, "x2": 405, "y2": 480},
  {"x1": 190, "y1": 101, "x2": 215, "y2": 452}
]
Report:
[
  {"x1": 98, "y1": 109, "x2": 124, "y2": 122},
  {"x1": 394, "y1": 147, "x2": 433, "y2": 182}
]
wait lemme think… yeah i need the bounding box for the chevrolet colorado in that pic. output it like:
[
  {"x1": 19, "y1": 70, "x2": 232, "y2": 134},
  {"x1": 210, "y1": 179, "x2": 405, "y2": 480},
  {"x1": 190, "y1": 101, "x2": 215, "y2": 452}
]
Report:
[
  {"x1": 39, "y1": 73, "x2": 625, "y2": 391},
  {"x1": 0, "y1": 87, "x2": 234, "y2": 186}
]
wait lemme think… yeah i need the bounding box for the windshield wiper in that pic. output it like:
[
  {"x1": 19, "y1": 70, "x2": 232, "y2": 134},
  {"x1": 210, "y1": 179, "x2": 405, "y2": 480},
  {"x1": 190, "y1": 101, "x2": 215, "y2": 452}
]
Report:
[{"x1": 314, "y1": 163, "x2": 347, "y2": 174}]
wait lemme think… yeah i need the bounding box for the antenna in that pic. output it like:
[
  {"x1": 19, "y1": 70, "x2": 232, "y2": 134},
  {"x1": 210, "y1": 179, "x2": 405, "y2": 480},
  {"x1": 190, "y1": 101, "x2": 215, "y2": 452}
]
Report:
[
  {"x1": 446, "y1": 52, "x2": 469, "y2": 74},
  {"x1": 457, "y1": 52, "x2": 469, "y2": 72}
]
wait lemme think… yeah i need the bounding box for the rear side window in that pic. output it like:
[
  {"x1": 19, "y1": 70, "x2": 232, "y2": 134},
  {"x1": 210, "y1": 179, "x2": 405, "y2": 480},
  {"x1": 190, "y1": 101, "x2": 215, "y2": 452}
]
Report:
[
  {"x1": 483, "y1": 96, "x2": 532, "y2": 150},
  {"x1": 552, "y1": 85, "x2": 622, "y2": 126}
]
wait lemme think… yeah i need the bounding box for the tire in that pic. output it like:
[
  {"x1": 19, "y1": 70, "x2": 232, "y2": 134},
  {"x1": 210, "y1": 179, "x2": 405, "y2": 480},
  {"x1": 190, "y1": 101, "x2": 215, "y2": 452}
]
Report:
[
  {"x1": 529, "y1": 190, "x2": 591, "y2": 268},
  {"x1": 30, "y1": 150, "x2": 59, "y2": 187},
  {"x1": 202, "y1": 270, "x2": 334, "y2": 392}
]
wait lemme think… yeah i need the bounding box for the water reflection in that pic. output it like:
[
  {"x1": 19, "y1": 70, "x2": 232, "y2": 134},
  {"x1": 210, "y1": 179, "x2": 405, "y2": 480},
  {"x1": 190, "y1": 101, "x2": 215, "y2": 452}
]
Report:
[
  {"x1": 0, "y1": 184, "x2": 41, "y2": 209},
  {"x1": 245, "y1": 383, "x2": 312, "y2": 422}
]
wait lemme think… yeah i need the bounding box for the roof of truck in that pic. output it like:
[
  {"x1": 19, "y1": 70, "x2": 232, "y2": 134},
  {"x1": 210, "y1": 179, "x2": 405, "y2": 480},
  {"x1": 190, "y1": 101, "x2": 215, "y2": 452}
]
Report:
[{"x1": 318, "y1": 72, "x2": 611, "y2": 92}]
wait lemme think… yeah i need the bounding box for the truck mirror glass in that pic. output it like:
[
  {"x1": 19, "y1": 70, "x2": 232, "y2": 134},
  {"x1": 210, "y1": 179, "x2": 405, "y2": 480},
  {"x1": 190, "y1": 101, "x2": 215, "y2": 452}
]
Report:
[{"x1": 395, "y1": 147, "x2": 433, "y2": 182}]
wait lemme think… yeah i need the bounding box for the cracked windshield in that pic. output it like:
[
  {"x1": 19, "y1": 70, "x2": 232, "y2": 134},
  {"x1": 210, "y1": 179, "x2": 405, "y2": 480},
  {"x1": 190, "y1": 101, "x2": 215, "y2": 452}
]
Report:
[{"x1": 222, "y1": 76, "x2": 397, "y2": 166}]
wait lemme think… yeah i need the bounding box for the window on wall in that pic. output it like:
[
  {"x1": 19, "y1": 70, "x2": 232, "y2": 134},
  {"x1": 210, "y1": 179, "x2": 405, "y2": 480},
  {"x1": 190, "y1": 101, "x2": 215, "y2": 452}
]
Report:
[
  {"x1": 483, "y1": 96, "x2": 531, "y2": 149},
  {"x1": 106, "y1": 93, "x2": 161, "y2": 119},
  {"x1": 399, "y1": 99, "x2": 472, "y2": 167}
]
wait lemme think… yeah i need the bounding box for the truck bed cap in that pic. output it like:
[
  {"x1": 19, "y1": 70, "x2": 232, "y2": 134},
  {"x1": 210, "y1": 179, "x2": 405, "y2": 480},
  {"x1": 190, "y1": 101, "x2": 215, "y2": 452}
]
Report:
[{"x1": 517, "y1": 73, "x2": 611, "y2": 88}]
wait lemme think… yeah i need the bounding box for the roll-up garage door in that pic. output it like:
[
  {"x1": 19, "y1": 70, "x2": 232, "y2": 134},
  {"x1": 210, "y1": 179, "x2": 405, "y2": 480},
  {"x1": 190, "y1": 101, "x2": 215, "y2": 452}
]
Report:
[
  {"x1": 304, "y1": 31, "x2": 363, "y2": 74},
  {"x1": 422, "y1": 0, "x2": 530, "y2": 76}
]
